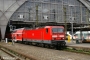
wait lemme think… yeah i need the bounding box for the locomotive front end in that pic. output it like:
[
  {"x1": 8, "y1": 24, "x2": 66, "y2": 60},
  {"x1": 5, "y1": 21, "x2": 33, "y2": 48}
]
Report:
[{"x1": 51, "y1": 26, "x2": 66, "y2": 46}]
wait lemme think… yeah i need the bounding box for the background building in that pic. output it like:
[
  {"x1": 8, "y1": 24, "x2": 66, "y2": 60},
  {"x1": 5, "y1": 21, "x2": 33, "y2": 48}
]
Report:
[
  {"x1": 0, "y1": 0, "x2": 90, "y2": 40},
  {"x1": 10, "y1": 0, "x2": 90, "y2": 23},
  {"x1": 0, "y1": 0, "x2": 27, "y2": 39}
]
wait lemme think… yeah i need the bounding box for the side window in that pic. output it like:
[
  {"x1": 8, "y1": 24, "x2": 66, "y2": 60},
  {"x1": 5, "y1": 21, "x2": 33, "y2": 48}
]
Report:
[
  {"x1": 46, "y1": 28, "x2": 48, "y2": 33},
  {"x1": 88, "y1": 34, "x2": 90, "y2": 36},
  {"x1": 74, "y1": 34, "x2": 78, "y2": 36}
]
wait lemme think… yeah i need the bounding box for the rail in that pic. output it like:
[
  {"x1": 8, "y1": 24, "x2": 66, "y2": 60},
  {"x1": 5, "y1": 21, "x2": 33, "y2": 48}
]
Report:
[
  {"x1": 0, "y1": 44, "x2": 37, "y2": 60},
  {"x1": 0, "y1": 48, "x2": 20, "y2": 60}
]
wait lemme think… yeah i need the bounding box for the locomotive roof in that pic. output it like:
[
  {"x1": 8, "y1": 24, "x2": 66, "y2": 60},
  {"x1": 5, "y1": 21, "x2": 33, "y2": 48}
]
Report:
[
  {"x1": 30, "y1": 26, "x2": 64, "y2": 29},
  {"x1": 45, "y1": 26, "x2": 63, "y2": 28},
  {"x1": 12, "y1": 26, "x2": 64, "y2": 32},
  {"x1": 12, "y1": 28, "x2": 25, "y2": 33}
]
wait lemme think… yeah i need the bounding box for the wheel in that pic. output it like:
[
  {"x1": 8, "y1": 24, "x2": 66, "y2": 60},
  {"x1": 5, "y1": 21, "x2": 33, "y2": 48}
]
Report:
[
  {"x1": 21, "y1": 38, "x2": 24, "y2": 44},
  {"x1": 29, "y1": 42, "x2": 32, "y2": 45},
  {"x1": 60, "y1": 41, "x2": 66, "y2": 46},
  {"x1": 41, "y1": 43, "x2": 45, "y2": 47}
]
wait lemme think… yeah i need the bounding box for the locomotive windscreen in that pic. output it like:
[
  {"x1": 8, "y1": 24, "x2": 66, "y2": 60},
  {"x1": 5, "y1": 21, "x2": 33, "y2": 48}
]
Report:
[{"x1": 52, "y1": 28, "x2": 64, "y2": 33}]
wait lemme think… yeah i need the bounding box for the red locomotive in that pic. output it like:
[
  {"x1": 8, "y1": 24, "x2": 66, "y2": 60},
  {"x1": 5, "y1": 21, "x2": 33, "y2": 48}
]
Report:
[{"x1": 11, "y1": 26, "x2": 66, "y2": 49}]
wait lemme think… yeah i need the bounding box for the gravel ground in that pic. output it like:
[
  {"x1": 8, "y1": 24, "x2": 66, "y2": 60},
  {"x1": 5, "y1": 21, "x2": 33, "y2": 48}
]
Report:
[
  {"x1": 0, "y1": 42, "x2": 90, "y2": 60},
  {"x1": 0, "y1": 50, "x2": 12, "y2": 59}
]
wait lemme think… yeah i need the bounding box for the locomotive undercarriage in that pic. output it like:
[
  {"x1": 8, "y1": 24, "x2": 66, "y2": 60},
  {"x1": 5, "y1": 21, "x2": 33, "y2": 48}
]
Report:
[
  {"x1": 52, "y1": 40, "x2": 66, "y2": 46},
  {"x1": 21, "y1": 39, "x2": 66, "y2": 49},
  {"x1": 51, "y1": 40, "x2": 66, "y2": 49}
]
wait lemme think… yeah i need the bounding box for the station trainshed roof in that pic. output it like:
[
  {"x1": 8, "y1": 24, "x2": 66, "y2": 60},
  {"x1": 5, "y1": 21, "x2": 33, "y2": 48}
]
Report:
[{"x1": 9, "y1": 21, "x2": 90, "y2": 31}]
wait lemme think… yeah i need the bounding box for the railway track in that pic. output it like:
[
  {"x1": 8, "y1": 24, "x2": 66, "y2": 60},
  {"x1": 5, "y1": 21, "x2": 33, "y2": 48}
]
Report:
[
  {"x1": 0, "y1": 44, "x2": 37, "y2": 60},
  {"x1": 0, "y1": 48, "x2": 19, "y2": 60},
  {"x1": 0, "y1": 42, "x2": 90, "y2": 60}
]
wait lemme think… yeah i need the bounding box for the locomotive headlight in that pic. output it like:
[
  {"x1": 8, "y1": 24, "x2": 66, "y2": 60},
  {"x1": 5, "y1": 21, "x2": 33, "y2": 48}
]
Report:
[
  {"x1": 59, "y1": 35, "x2": 64, "y2": 37},
  {"x1": 52, "y1": 35, "x2": 57, "y2": 40},
  {"x1": 62, "y1": 38, "x2": 64, "y2": 39},
  {"x1": 52, "y1": 38, "x2": 55, "y2": 40},
  {"x1": 52, "y1": 35, "x2": 57, "y2": 37}
]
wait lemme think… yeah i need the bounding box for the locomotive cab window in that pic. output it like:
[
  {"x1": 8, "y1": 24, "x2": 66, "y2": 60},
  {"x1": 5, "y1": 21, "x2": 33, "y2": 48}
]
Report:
[
  {"x1": 46, "y1": 28, "x2": 48, "y2": 33},
  {"x1": 52, "y1": 28, "x2": 64, "y2": 33}
]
